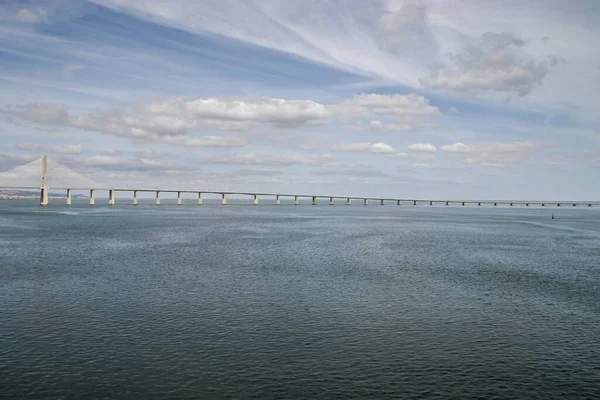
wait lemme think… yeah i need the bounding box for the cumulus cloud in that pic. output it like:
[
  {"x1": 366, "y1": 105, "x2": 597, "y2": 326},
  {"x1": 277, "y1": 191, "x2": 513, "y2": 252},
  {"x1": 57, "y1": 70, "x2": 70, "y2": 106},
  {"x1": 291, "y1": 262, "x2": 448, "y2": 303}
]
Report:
[
  {"x1": 420, "y1": 32, "x2": 550, "y2": 96},
  {"x1": 147, "y1": 96, "x2": 331, "y2": 128},
  {"x1": 341, "y1": 93, "x2": 439, "y2": 117},
  {"x1": 331, "y1": 142, "x2": 396, "y2": 153},
  {"x1": 203, "y1": 153, "x2": 337, "y2": 167},
  {"x1": 408, "y1": 143, "x2": 437, "y2": 152},
  {"x1": 377, "y1": 4, "x2": 436, "y2": 56},
  {"x1": 162, "y1": 135, "x2": 248, "y2": 147},
  {"x1": 442, "y1": 142, "x2": 470, "y2": 153},
  {"x1": 15, "y1": 8, "x2": 47, "y2": 23},
  {"x1": 15, "y1": 143, "x2": 84, "y2": 154}
]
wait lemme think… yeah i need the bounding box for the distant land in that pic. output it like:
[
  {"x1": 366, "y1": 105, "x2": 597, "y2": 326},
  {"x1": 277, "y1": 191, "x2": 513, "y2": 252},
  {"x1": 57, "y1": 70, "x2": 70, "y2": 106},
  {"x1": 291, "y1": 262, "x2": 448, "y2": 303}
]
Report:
[{"x1": 0, "y1": 189, "x2": 88, "y2": 200}]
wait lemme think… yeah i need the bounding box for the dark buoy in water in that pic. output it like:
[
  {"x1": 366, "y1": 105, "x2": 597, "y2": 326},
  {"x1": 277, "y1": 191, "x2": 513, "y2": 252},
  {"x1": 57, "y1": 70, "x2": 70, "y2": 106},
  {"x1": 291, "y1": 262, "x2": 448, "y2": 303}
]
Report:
[{"x1": 552, "y1": 213, "x2": 555, "y2": 220}]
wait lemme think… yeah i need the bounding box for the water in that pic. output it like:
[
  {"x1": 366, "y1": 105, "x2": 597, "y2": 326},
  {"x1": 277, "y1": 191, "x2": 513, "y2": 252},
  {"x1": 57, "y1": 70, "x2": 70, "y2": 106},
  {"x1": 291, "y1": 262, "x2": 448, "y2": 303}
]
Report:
[{"x1": 1, "y1": 200, "x2": 599, "y2": 399}]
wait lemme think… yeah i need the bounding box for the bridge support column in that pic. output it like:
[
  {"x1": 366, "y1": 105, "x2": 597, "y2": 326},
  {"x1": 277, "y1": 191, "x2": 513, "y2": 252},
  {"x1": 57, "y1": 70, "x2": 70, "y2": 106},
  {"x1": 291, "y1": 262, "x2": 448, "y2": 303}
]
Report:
[
  {"x1": 66, "y1": 189, "x2": 71, "y2": 205},
  {"x1": 380, "y1": 199, "x2": 384, "y2": 206},
  {"x1": 414, "y1": 200, "x2": 417, "y2": 206},
  {"x1": 526, "y1": 203, "x2": 529, "y2": 206},
  {"x1": 177, "y1": 191, "x2": 183, "y2": 205},
  {"x1": 312, "y1": 196, "x2": 317, "y2": 205},
  {"x1": 430, "y1": 201, "x2": 433, "y2": 206},
  {"x1": 198, "y1": 193, "x2": 203, "y2": 205},
  {"x1": 589, "y1": 204, "x2": 592, "y2": 207},
  {"x1": 253, "y1": 195, "x2": 258, "y2": 205},
  {"x1": 294, "y1": 196, "x2": 299, "y2": 205},
  {"x1": 397, "y1": 200, "x2": 401, "y2": 205},
  {"x1": 573, "y1": 203, "x2": 576, "y2": 207},
  {"x1": 330, "y1": 197, "x2": 334, "y2": 205},
  {"x1": 478, "y1": 202, "x2": 481, "y2": 206},
  {"x1": 133, "y1": 191, "x2": 138, "y2": 205},
  {"x1": 541, "y1": 203, "x2": 545, "y2": 207},
  {"x1": 510, "y1": 203, "x2": 513, "y2": 206},
  {"x1": 40, "y1": 155, "x2": 48, "y2": 206},
  {"x1": 364, "y1": 199, "x2": 368, "y2": 205},
  {"x1": 446, "y1": 201, "x2": 449, "y2": 206},
  {"x1": 221, "y1": 193, "x2": 227, "y2": 205},
  {"x1": 89, "y1": 189, "x2": 95, "y2": 206},
  {"x1": 109, "y1": 189, "x2": 115, "y2": 205},
  {"x1": 276, "y1": 195, "x2": 281, "y2": 205},
  {"x1": 462, "y1": 202, "x2": 466, "y2": 206},
  {"x1": 557, "y1": 203, "x2": 561, "y2": 207},
  {"x1": 347, "y1": 198, "x2": 351, "y2": 205},
  {"x1": 156, "y1": 191, "x2": 160, "y2": 205}
]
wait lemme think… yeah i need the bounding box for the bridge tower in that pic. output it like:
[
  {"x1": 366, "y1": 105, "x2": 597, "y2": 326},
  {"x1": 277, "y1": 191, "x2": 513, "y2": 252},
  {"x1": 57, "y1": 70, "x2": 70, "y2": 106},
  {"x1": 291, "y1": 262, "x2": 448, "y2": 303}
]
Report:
[{"x1": 40, "y1": 155, "x2": 48, "y2": 206}]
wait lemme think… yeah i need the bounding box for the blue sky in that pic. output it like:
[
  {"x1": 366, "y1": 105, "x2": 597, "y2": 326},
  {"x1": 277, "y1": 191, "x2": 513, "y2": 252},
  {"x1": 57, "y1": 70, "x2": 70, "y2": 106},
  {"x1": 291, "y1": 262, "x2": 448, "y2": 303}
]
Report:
[{"x1": 1, "y1": 0, "x2": 599, "y2": 199}]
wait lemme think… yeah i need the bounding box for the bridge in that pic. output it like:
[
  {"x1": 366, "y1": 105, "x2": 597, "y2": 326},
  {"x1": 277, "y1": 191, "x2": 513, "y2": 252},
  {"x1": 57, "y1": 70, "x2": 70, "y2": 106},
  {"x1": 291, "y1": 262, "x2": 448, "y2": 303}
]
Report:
[{"x1": 2, "y1": 156, "x2": 599, "y2": 208}]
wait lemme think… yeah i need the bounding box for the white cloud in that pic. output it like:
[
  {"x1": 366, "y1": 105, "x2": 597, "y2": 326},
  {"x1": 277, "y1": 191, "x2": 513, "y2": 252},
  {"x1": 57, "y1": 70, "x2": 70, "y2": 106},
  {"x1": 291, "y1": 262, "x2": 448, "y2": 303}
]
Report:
[
  {"x1": 331, "y1": 142, "x2": 396, "y2": 153},
  {"x1": 442, "y1": 142, "x2": 470, "y2": 153},
  {"x1": 15, "y1": 8, "x2": 47, "y2": 23},
  {"x1": 408, "y1": 143, "x2": 437, "y2": 152},
  {"x1": 148, "y1": 96, "x2": 331, "y2": 128},
  {"x1": 369, "y1": 120, "x2": 412, "y2": 131},
  {"x1": 342, "y1": 93, "x2": 440, "y2": 117},
  {"x1": 420, "y1": 32, "x2": 550, "y2": 96},
  {"x1": 203, "y1": 153, "x2": 337, "y2": 167}
]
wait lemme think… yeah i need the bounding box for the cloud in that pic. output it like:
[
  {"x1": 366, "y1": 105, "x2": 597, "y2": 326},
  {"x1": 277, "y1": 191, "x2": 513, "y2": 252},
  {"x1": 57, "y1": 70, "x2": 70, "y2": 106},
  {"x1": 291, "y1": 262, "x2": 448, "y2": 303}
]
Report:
[
  {"x1": 3, "y1": 104, "x2": 69, "y2": 125},
  {"x1": 147, "y1": 96, "x2": 331, "y2": 128},
  {"x1": 62, "y1": 64, "x2": 86, "y2": 75},
  {"x1": 15, "y1": 8, "x2": 47, "y2": 23},
  {"x1": 14, "y1": 143, "x2": 84, "y2": 154},
  {"x1": 331, "y1": 142, "x2": 396, "y2": 153},
  {"x1": 377, "y1": 4, "x2": 436, "y2": 56},
  {"x1": 162, "y1": 135, "x2": 248, "y2": 147},
  {"x1": 444, "y1": 141, "x2": 538, "y2": 166},
  {"x1": 392, "y1": 152, "x2": 436, "y2": 161},
  {"x1": 408, "y1": 143, "x2": 437, "y2": 152},
  {"x1": 203, "y1": 153, "x2": 337, "y2": 166},
  {"x1": 442, "y1": 142, "x2": 470, "y2": 153},
  {"x1": 339, "y1": 93, "x2": 440, "y2": 118},
  {"x1": 369, "y1": 120, "x2": 412, "y2": 131},
  {"x1": 420, "y1": 32, "x2": 550, "y2": 96}
]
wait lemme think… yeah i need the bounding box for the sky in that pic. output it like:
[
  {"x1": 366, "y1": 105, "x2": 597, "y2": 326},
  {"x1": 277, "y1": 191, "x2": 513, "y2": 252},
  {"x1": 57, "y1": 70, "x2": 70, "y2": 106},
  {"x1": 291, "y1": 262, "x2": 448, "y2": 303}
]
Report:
[{"x1": 0, "y1": 0, "x2": 599, "y2": 200}]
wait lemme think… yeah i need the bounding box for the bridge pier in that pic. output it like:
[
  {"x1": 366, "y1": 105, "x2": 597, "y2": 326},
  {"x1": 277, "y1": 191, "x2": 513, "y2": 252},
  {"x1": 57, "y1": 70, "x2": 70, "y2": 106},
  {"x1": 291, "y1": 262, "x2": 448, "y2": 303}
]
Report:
[
  {"x1": 133, "y1": 191, "x2": 138, "y2": 205},
  {"x1": 430, "y1": 201, "x2": 433, "y2": 206},
  {"x1": 177, "y1": 191, "x2": 183, "y2": 205},
  {"x1": 66, "y1": 189, "x2": 71, "y2": 205},
  {"x1": 276, "y1": 195, "x2": 281, "y2": 205},
  {"x1": 446, "y1": 201, "x2": 449, "y2": 206},
  {"x1": 294, "y1": 195, "x2": 299, "y2": 205},
  {"x1": 494, "y1": 202, "x2": 497, "y2": 206},
  {"x1": 347, "y1": 198, "x2": 351, "y2": 205},
  {"x1": 462, "y1": 202, "x2": 466, "y2": 206},
  {"x1": 40, "y1": 156, "x2": 48, "y2": 206},
  {"x1": 413, "y1": 200, "x2": 417, "y2": 206},
  {"x1": 109, "y1": 189, "x2": 115, "y2": 205},
  {"x1": 397, "y1": 200, "x2": 400, "y2": 206},
  {"x1": 557, "y1": 203, "x2": 561, "y2": 207},
  {"x1": 573, "y1": 203, "x2": 576, "y2": 207},
  {"x1": 510, "y1": 203, "x2": 513, "y2": 206},
  {"x1": 478, "y1": 202, "x2": 481, "y2": 206},
  {"x1": 364, "y1": 199, "x2": 368, "y2": 205},
  {"x1": 380, "y1": 199, "x2": 384, "y2": 206},
  {"x1": 253, "y1": 194, "x2": 258, "y2": 205},
  {"x1": 156, "y1": 191, "x2": 161, "y2": 205},
  {"x1": 222, "y1": 193, "x2": 227, "y2": 205},
  {"x1": 198, "y1": 193, "x2": 203, "y2": 205},
  {"x1": 526, "y1": 203, "x2": 529, "y2": 206},
  {"x1": 312, "y1": 196, "x2": 317, "y2": 205},
  {"x1": 89, "y1": 189, "x2": 95, "y2": 206},
  {"x1": 330, "y1": 197, "x2": 335, "y2": 205},
  {"x1": 541, "y1": 203, "x2": 545, "y2": 206}
]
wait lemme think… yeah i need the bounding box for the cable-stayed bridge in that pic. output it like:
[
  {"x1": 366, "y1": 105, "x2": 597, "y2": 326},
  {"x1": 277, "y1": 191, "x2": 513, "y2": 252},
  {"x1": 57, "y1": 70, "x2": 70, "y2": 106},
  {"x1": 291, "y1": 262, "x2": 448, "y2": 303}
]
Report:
[{"x1": 1, "y1": 156, "x2": 599, "y2": 207}]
